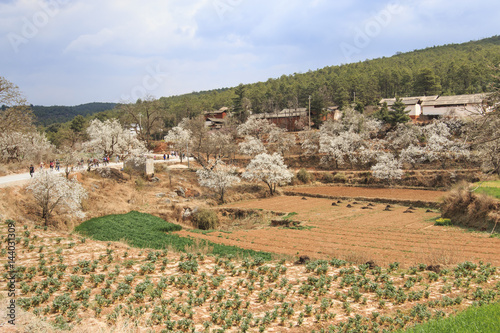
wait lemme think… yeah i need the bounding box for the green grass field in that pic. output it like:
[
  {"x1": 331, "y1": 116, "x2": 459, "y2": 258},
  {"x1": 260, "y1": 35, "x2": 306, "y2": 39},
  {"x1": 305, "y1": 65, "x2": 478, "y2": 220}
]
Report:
[
  {"x1": 400, "y1": 301, "x2": 500, "y2": 333},
  {"x1": 74, "y1": 211, "x2": 272, "y2": 259},
  {"x1": 475, "y1": 187, "x2": 500, "y2": 199},
  {"x1": 473, "y1": 180, "x2": 500, "y2": 199}
]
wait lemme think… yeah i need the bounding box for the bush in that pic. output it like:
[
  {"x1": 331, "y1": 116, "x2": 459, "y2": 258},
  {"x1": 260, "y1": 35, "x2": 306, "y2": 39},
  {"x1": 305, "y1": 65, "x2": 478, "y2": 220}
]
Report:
[
  {"x1": 193, "y1": 209, "x2": 219, "y2": 230},
  {"x1": 297, "y1": 168, "x2": 312, "y2": 184},
  {"x1": 435, "y1": 218, "x2": 452, "y2": 226},
  {"x1": 441, "y1": 181, "x2": 499, "y2": 231},
  {"x1": 333, "y1": 172, "x2": 347, "y2": 183},
  {"x1": 322, "y1": 173, "x2": 335, "y2": 184}
]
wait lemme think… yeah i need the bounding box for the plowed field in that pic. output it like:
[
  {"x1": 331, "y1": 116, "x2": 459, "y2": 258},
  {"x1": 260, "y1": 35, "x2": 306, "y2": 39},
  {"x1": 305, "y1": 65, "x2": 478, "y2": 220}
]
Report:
[
  {"x1": 287, "y1": 185, "x2": 446, "y2": 202},
  {"x1": 179, "y1": 193, "x2": 500, "y2": 267}
]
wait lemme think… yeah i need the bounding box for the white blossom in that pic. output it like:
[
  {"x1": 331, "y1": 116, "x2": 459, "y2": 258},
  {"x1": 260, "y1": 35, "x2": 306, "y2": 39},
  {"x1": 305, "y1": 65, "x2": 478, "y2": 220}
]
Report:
[
  {"x1": 400, "y1": 144, "x2": 426, "y2": 167},
  {"x1": 197, "y1": 159, "x2": 240, "y2": 202},
  {"x1": 164, "y1": 124, "x2": 191, "y2": 162},
  {"x1": 27, "y1": 170, "x2": 88, "y2": 225},
  {"x1": 239, "y1": 136, "x2": 267, "y2": 156},
  {"x1": 242, "y1": 153, "x2": 293, "y2": 195},
  {"x1": 385, "y1": 123, "x2": 422, "y2": 153},
  {"x1": 237, "y1": 118, "x2": 276, "y2": 139},
  {"x1": 0, "y1": 131, "x2": 53, "y2": 163},
  {"x1": 371, "y1": 153, "x2": 403, "y2": 181},
  {"x1": 84, "y1": 119, "x2": 146, "y2": 158},
  {"x1": 319, "y1": 130, "x2": 363, "y2": 168},
  {"x1": 299, "y1": 131, "x2": 320, "y2": 156}
]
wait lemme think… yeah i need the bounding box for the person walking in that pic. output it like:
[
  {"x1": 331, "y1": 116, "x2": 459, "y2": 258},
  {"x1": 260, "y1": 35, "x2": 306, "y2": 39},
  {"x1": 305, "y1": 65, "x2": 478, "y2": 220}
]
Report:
[
  {"x1": 29, "y1": 165, "x2": 35, "y2": 177},
  {"x1": 55, "y1": 159, "x2": 60, "y2": 171}
]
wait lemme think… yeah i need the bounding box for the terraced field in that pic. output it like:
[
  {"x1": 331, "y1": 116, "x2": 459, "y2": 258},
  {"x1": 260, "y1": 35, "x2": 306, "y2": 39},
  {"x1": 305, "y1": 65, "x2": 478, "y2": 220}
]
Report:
[{"x1": 180, "y1": 194, "x2": 500, "y2": 267}]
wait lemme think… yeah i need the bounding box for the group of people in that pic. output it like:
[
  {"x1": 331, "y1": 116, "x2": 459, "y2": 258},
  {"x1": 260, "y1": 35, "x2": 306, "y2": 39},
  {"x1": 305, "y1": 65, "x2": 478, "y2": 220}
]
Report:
[
  {"x1": 29, "y1": 155, "x2": 115, "y2": 177},
  {"x1": 162, "y1": 151, "x2": 179, "y2": 160},
  {"x1": 29, "y1": 160, "x2": 63, "y2": 177}
]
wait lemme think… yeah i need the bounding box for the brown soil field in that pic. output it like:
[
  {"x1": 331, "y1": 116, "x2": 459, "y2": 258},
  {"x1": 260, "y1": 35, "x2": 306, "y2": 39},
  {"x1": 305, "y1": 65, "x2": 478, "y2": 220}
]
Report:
[
  {"x1": 178, "y1": 195, "x2": 500, "y2": 267},
  {"x1": 286, "y1": 186, "x2": 447, "y2": 202}
]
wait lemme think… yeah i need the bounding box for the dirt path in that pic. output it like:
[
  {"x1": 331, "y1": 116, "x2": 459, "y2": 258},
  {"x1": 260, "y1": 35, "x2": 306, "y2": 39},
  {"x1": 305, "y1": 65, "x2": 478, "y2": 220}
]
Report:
[{"x1": 0, "y1": 157, "x2": 191, "y2": 188}]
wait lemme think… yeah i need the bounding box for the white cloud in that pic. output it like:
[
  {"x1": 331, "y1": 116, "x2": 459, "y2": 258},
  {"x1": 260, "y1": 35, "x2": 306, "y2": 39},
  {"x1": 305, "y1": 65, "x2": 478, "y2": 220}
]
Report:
[
  {"x1": 64, "y1": 28, "x2": 115, "y2": 53},
  {"x1": 1, "y1": 0, "x2": 500, "y2": 105}
]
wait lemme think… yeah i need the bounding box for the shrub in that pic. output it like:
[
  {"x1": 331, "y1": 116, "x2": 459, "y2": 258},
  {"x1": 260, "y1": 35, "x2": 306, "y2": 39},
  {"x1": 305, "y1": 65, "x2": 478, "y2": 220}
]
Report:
[
  {"x1": 322, "y1": 173, "x2": 335, "y2": 184},
  {"x1": 441, "y1": 181, "x2": 499, "y2": 231},
  {"x1": 192, "y1": 209, "x2": 219, "y2": 230},
  {"x1": 296, "y1": 169, "x2": 312, "y2": 184},
  {"x1": 333, "y1": 172, "x2": 347, "y2": 183},
  {"x1": 435, "y1": 218, "x2": 452, "y2": 226}
]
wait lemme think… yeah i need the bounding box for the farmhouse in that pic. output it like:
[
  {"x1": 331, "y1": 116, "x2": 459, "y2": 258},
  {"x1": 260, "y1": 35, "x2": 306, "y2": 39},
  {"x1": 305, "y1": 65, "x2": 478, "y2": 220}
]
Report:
[
  {"x1": 250, "y1": 108, "x2": 308, "y2": 131},
  {"x1": 206, "y1": 117, "x2": 226, "y2": 129},
  {"x1": 203, "y1": 107, "x2": 228, "y2": 120},
  {"x1": 326, "y1": 106, "x2": 342, "y2": 121},
  {"x1": 379, "y1": 96, "x2": 438, "y2": 120},
  {"x1": 204, "y1": 107, "x2": 229, "y2": 129},
  {"x1": 420, "y1": 93, "x2": 487, "y2": 118},
  {"x1": 380, "y1": 93, "x2": 488, "y2": 120}
]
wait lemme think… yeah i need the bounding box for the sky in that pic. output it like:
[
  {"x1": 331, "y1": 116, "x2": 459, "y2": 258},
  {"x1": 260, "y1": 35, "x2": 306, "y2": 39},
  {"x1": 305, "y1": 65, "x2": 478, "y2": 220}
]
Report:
[{"x1": 1, "y1": 0, "x2": 499, "y2": 106}]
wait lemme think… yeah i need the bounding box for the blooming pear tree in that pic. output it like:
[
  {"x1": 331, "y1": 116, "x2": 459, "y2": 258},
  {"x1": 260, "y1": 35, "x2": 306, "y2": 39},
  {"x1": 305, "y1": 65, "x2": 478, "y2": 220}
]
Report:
[
  {"x1": 197, "y1": 159, "x2": 240, "y2": 202},
  {"x1": 238, "y1": 136, "x2": 267, "y2": 157},
  {"x1": 317, "y1": 113, "x2": 382, "y2": 169},
  {"x1": 419, "y1": 121, "x2": 470, "y2": 167},
  {"x1": 0, "y1": 131, "x2": 53, "y2": 163},
  {"x1": 385, "y1": 123, "x2": 422, "y2": 154},
  {"x1": 164, "y1": 125, "x2": 191, "y2": 163},
  {"x1": 299, "y1": 130, "x2": 320, "y2": 156},
  {"x1": 237, "y1": 118, "x2": 276, "y2": 140},
  {"x1": 27, "y1": 170, "x2": 88, "y2": 225},
  {"x1": 319, "y1": 130, "x2": 364, "y2": 169},
  {"x1": 84, "y1": 119, "x2": 146, "y2": 158},
  {"x1": 399, "y1": 144, "x2": 426, "y2": 168},
  {"x1": 371, "y1": 153, "x2": 403, "y2": 182},
  {"x1": 242, "y1": 153, "x2": 293, "y2": 195}
]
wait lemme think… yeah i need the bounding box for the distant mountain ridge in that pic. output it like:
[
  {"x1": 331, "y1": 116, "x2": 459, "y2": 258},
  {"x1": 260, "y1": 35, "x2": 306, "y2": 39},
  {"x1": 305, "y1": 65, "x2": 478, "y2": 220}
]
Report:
[{"x1": 33, "y1": 102, "x2": 117, "y2": 126}]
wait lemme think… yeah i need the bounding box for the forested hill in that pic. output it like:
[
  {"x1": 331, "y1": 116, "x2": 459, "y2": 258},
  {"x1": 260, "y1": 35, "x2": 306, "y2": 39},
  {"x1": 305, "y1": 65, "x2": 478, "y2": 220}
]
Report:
[
  {"x1": 155, "y1": 35, "x2": 500, "y2": 119},
  {"x1": 35, "y1": 36, "x2": 500, "y2": 127},
  {"x1": 32, "y1": 102, "x2": 116, "y2": 126}
]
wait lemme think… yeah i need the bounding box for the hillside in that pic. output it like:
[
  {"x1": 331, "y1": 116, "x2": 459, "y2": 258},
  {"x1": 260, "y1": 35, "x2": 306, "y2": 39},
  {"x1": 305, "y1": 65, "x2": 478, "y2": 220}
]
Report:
[
  {"x1": 155, "y1": 36, "x2": 500, "y2": 119},
  {"x1": 34, "y1": 36, "x2": 500, "y2": 127},
  {"x1": 32, "y1": 102, "x2": 117, "y2": 126}
]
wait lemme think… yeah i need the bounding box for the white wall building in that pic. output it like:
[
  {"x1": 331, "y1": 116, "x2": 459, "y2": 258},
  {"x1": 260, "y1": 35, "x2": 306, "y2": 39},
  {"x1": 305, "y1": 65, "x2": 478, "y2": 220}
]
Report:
[
  {"x1": 380, "y1": 93, "x2": 488, "y2": 120},
  {"x1": 421, "y1": 93, "x2": 487, "y2": 118}
]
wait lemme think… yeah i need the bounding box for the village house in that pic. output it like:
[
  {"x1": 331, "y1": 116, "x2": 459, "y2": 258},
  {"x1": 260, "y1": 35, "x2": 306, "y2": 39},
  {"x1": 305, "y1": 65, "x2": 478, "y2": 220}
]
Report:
[
  {"x1": 249, "y1": 108, "x2": 308, "y2": 131},
  {"x1": 204, "y1": 107, "x2": 229, "y2": 129},
  {"x1": 379, "y1": 96, "x2": 438, "y2": 120},
  {"x1": 420, "y1": 93, "x2": 487, "y2": 119},
  {"x1": 380, "y1": 93, "x2": 488, "y2": 120},
  {"x1": 203, "y1": 107, "x2": 228, "y2": 120}
]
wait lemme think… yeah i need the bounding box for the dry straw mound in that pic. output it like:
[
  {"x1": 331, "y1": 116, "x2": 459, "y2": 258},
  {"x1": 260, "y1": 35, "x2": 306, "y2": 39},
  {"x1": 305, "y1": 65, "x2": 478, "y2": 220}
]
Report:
[{"x1": 441, "y1": 181, "x2": 499, "y2": 231}]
